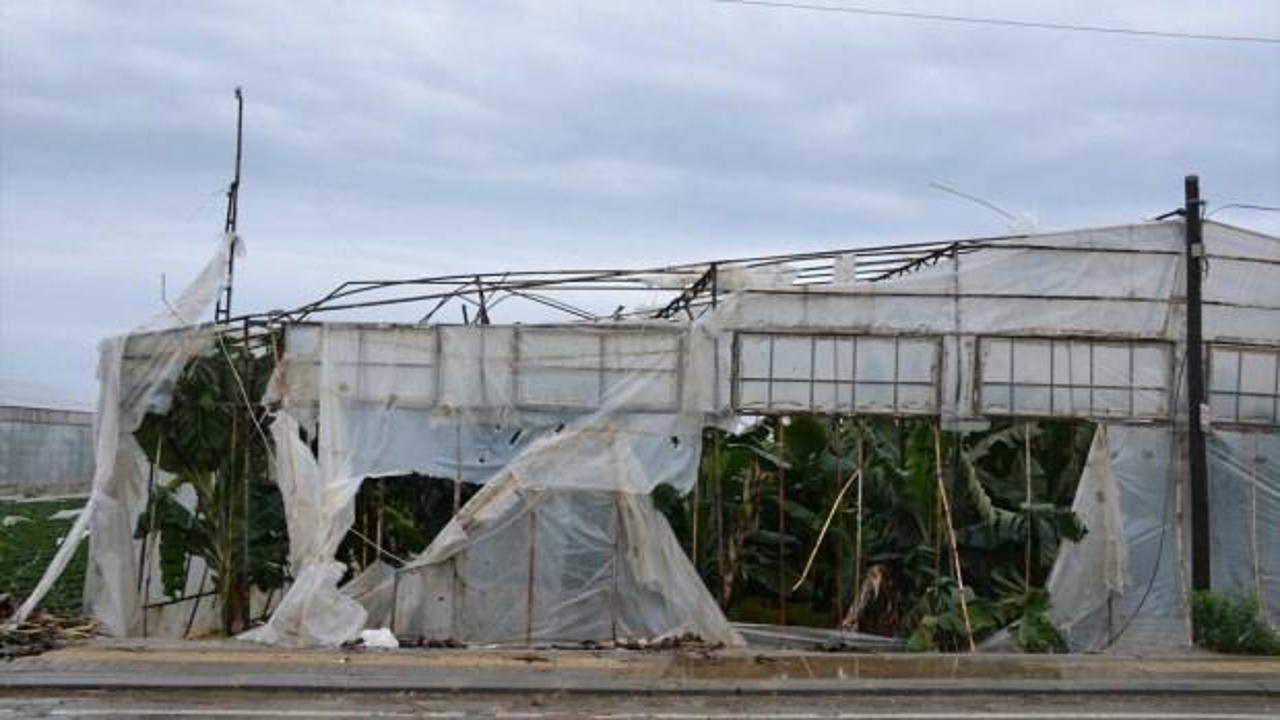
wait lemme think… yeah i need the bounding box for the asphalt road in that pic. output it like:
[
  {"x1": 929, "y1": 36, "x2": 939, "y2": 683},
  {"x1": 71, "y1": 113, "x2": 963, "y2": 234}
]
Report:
[
  {"x1": 4, "y1": 642, "x2": 1278, "y2": 718},
  {"x1": 1, "y1": 689, "x2": 1278, "y2": 719}
]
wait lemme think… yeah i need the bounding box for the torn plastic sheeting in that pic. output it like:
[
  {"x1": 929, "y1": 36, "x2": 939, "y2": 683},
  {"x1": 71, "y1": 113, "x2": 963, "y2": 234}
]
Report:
[
  {"x1": 241, "y1": 561, "x2": 366, "y2": 647},
  {"x1": 1048, "y1": 424, "x2": 1190, "y2": 653},
  {"x1": 248, "y1": 317, "x2": 713, "y2": 646},
  {"x1": 1047, "y1": 425, "x2": 1131, "y2": 644},
  {"x1": 388, "y1": 480, "x2": 742, "y2": 647},
  {"x1": 256, "y1": 410, "x2": 709, "y2": 646},
  {"x1": 1208, "y1": 430, "x2": 1280, "y2": 629},
  {"x1": 8, "y1": 233, "x2": 237, "y2": 632}
]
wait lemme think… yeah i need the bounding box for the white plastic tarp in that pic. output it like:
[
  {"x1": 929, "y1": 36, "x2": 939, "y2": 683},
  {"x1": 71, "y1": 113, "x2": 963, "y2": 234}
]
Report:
[
  {"x1": 1047, "y1": 424, "x2": 1191, "y2": 653},
  {"x1": 243, "y1": 321, "x2": 732, "y2": 647},
  {"x1": 10, "y1": 234, "x2": 240, "y2": 632}
]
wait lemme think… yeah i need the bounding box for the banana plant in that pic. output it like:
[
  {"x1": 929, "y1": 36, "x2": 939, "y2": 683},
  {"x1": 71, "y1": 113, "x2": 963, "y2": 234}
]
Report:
[{"x1": 132, "y1": 335, "x2": 287, "y2": 634}]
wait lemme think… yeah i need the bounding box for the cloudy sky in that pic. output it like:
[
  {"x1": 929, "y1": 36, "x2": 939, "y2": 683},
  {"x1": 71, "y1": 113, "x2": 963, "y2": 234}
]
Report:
[{"x1": 1, "y1": 1, "x2": 1278, "y2": 407}]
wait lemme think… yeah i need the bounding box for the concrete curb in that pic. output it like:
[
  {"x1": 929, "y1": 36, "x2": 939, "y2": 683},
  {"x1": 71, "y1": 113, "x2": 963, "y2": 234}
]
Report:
[{"x1": 3, "y1": 674, "x2": 1277, "y2": 697}]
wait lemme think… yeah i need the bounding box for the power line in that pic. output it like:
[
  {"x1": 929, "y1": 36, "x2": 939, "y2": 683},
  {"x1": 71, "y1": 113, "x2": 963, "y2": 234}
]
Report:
[{"x1": 709, "y1": 0, "x2": 1280, "y2": 45}]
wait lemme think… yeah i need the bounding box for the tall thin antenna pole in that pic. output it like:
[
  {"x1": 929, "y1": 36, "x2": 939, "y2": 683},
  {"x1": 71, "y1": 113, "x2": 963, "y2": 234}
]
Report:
[{"x1": 216, "y1": 87, "x2": 244, "y2": 324}]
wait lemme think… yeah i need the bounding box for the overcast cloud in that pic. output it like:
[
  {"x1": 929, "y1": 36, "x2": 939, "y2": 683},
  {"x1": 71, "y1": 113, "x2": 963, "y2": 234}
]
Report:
[{"x1": 1, "y1": 1, "x2": 1278, "y2": 406}]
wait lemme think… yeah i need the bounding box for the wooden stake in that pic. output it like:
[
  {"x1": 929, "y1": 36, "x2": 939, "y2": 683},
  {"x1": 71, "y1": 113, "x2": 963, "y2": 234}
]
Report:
[
  {"x1": 934, "y1": 421, "x2": 976, "y2": 653},
  {"x1": 526, "y1": 508, "x2": 537, "y2": 645},
  {"x1": 692, "y1": 441, "x2": 701, "y2": 569},
  {"x1": 854, "y1": 421, "x2": 864, "y2": 612},
  {"x1": 834, "y1": 419, "x2": 844, "y2": 624},
  {"x1": 792, "y1": 468, "x2": 860, "y2": 592},
  {"x1": 1024, "y1": 421, "x2": 1033, "y2": 593},
  {"x1": 453, "y1": 420, "x2": 463, "y2": 515},
  {"x1": 1250, "y1": 433, "x2": 1265, "y2": 614},
  {"x1": 714, "y1": 430, "x2": 726, "y2": 607},
  {"x1": 777, "y1": 418, "x2": 787, "y2": 626}
]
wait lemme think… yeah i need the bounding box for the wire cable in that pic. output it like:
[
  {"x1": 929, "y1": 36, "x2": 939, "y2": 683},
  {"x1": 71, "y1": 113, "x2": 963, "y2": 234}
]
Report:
[
  {"x1": 1207, "y1": 203, "x2": 1280, "y2": 218},
  {"x1": 708, "y1": 0, "x2": 1280, "y2": 45}
]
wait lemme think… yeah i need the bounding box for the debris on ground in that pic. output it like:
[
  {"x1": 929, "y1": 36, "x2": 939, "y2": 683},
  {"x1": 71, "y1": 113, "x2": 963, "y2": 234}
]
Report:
[
  {"x1": 359, "y1": 628, "x2": 399, "y2": 649},
  {"x1": 1, "y1": 609, "x2": 98, "y2": 661},
  {"x1": 614, "y1": 632, "x2": 722, "y2": 652},
  {"x1": 413, "y1": 637, "x2": 466, "y2": 649}
]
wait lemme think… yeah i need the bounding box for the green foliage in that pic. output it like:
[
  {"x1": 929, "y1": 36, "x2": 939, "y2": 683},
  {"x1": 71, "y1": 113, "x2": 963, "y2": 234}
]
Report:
[
  {"x1": 337, "y1": 474, "x2": 479, "y2": 576},
  {"x1": 0, "y1": 498, "x2": 88, "y2": 615},
  {"x1": 1191, "y1": 591, "x2": 1280, "y2": 655},
  {"x1": 132, "y1": 334, "x2": 287, "y2": 633},
  {"x1": 658, "y1": 416, "x2": 1092, "y2": 652}
]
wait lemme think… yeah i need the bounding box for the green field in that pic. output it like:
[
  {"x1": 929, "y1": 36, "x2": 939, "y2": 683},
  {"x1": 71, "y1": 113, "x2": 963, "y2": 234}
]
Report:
[{"x1": 0, "y1": 497, "x2": 88, "y2": 615}]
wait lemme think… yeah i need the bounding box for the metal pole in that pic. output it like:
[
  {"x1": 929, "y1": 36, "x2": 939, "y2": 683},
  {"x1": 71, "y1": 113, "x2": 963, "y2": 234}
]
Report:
[
  {"x1": 239, "y1": 320, "x2": 252, "y2": 631},
  {"x1": 216, "y1": 88, "x2": 244, "y2": 324},
  {"x1": 1185, "y1": 174, "x2": 1210, "y2": 592}
]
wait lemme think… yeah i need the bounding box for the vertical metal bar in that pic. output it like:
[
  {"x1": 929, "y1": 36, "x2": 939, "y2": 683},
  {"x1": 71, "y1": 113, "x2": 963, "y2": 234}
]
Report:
[
  {"x1": 526, "y1": 508, "x2": 537, "y2": 645},
  {"x1": 1269, "y1": 345, "x2": 1280, "y2": 422},
  {"x1": 433, "y1": 326, "x2": 443, "y2": 406},
  {"x1": 850, "y1": 336, "x2": 858, "y2": 411},
  {"x1": 1249, "y1": 433, "x2": 1264, "y2": 613},
  {"x1": 1186, "y1": 174, "x2": 1211, "y2": 592},
  {"x1": 777, "y1": 418, "x2": 787, "y2": 626},
  {"x1": 674, "y1": 333, "x2": 686, "y2": 411},
  {"x1": 729, "y1": 333, "x2": 740, "y2": 412},
  {"x1": 713, "y1": 336, "x2": 721, "y2": 414},
  {"x1": 478, "y1": 323, "x2": 488, "y2": 406},
  {"x1": 597, "y1": 334, "x2": 607, "y2": 406},
  {"x1": 832, "y1": 336, "x2": 841, "y2": 413},
  {"x1": 1089, "y1": 343, "x2": 1096, "y2": 416},
  {"x1": 611, "y1": 495, "x2": 621, "y2": 644},
  {"x1": 1066, "y1": 339, "x2": 1076, "y2": 414},
  {"x1": 510, "y1": 326, "x2": 520, "y2": 409},
  {"x1": 138, "y1": 436, "x2": 162, "y2": 638},
  {"x1": 714, "y1": 430, "x2": 726, "y2": 608},
  {"x1": 767, "y1": 335, "x2": 776, "y2": 412},
  {"x1": 833, "y1": 418, "x2": 844, "y2": 624},
  {"x1": 854, "y1": 422, "x2": 864, "y2": 620},
  {"x1": 240, "y1": 319, "x2": 252, "y2": 629},
  {"x1": 1129, "y1": 340, "x2": 1136, "y2": 418},
  {"x1": 692, "y1": 444, "x2": 701, "y2": 570},
  {"x1": 892, "y1": 336, "x2": 901, "y2": 412},
  {"x1": 390, "y1": 570, "x2": 400, "y2": 635},
  {"x1": 1049, "y1": 338, "x2": 1057, "y2": 416},
  {"x1": 216, "y1": 88, "x2": 244, "y2": 325},
  {"x1": 1234, "y1": 348, "x2": 1244, "y2": 423},
  {"x1": 808, "y1": 335, "x2": 817, "y2": 412},
  {"x1": 453, "y1": 419, "x2": 463, "y2": 516},
  {"x1": 1274, "y1": 348, "x2": 1280, "y2": 425},
  {"x1": 1008, "y1": 338, "x2": 1016, "y2": 413},
  {"x1": 1024, "y1": 421, "x2": 1033, "y2": 593}
]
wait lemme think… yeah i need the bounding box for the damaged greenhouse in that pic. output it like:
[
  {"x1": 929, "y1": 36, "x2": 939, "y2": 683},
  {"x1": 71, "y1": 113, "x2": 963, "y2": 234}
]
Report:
[{"x1": 11, "y1": 188, "x2": 1280, "y2": 654}]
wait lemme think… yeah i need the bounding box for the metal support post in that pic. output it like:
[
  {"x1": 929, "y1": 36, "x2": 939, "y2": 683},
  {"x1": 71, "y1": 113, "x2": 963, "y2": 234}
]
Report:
[{"x1": 1185, "y1": 174, "x2": 1210, "y2": 592}]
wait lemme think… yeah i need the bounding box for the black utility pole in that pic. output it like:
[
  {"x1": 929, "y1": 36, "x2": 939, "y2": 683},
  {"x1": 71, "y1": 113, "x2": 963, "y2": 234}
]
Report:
[
  {"x1": 215, "y1": 87, "x2": 244, "y2": 324},
  {"x1": 1185, "y1": 174, "x2": 1210, "y2": 592}
]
